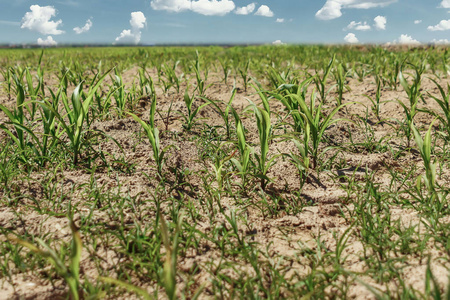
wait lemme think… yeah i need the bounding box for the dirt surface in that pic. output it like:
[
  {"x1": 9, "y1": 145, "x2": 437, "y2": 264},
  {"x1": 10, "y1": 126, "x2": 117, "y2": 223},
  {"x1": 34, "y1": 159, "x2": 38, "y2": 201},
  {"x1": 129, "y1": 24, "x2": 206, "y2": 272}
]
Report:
[{"x1": 0, "y1": 59, "x2": 449, "y2": 299}]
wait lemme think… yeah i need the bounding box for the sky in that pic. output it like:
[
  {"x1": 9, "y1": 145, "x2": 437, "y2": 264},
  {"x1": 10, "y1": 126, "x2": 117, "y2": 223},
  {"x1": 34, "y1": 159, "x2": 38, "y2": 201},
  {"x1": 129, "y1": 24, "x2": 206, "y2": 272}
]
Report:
[{"x1": 0, "y1": 0, "x2": 449, "y2": 46}]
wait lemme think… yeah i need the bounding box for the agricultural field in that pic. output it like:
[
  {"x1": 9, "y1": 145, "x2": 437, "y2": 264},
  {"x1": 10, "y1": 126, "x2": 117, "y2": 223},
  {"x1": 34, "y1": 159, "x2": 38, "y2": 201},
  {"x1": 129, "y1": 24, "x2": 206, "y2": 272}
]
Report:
[{"x1": 0, "y1": 45, "x2": 449, "y2": 299}]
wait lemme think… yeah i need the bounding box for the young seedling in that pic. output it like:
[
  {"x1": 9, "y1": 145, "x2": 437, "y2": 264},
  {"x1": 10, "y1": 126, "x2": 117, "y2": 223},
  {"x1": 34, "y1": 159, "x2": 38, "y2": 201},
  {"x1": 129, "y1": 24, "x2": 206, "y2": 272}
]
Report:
[
  {"x1": 271, "y1": 76, "x2": 313, "y2": 134},
  {"x1": 200, "y1": 87, "x2": 237, "y2": 139},
  {"x1": 0, "y1": 67, "x2": 13, "y2": 100},
  {"x1": 178, "y1": 86, "x2": 210, "y2": 131},
  {"x1": 210, "y1": 142, "x2": 242, "y2": 192},
  {"x1": 159, "y1": 211, "x2": 181, "y2": 300},
  {"x1": 0, "y1": 76, "x2": 27, "y2": 156},
  {"x1": 138, "y1": 67, "x2": 155, "y2": 97},
  {"x1": 313, "y1": 54, "x2": 336, "y2": 102},
  {"x1": 12, "y1": 219, "x2": 83, "y2": 300},
  {"x1": 129, "y1": 96, "x2": 175, "y2": 177},
  {"x1": 42, "y1": 68, "x2": 112, "y2": 165},
  {"x1": 387, "y1": 58, "x2": 403, "y2": 90},
  {"x1": 424, "y1": 259, "x2": 450, "y2": 300},
  {"x1": 218, "y1": 57, "x2": 232, "y2": 85},
  {"x1": 24, "y1": 68, "x2": 41, "y2": 119},
  {"x1": 334, "y1": 63, "x2": 351, "y2": 107},
  {"x1": 352, "y1": 63, "x2": 367, "y2": 82},
  {"x1": 111, "y1": 68, "x2": 127, "y2": 118},
  {"x1": 363, "y1": 75, "x2": 384, "y2": 121},
  {"x1": 238, "y1": 59, "x2": 250, "y2": 92},
  {"x1": 267, "y1": 66, "x2": 295, "y2": 92},
  {"x1": 395, "y1": 62, "x2": 425, "y2": 149},
  {"x1": 411, "y1": 120, "x2": 439, "y2": 200},
  {"x1": 289, "y1": 90, "x2": 352, "y2": 169},
  {"x1": 100, "y1": 277, "x2": 152, "y2": 300},
  {"x1": 395, "y1": 99, "x2": 416, "y2": 149},
  {"x1": 247, "y1": 99, "x2": 277, "y2": 190},
  {"x1": 26, "y1": 88, "x2": 65, "y2": 167},
  {"x1": 192, "y1": 51, "x2": 212, "y2": 96},
  {"x1": 426, "y1": 80, "x2": 450, "y2": 139},
  {"x1": 230, "y1": 115, "x2": 253, "y2": 189},
  {"x1": 399, "y1": 63, "x2": 425, "y2": 108},
  {"x1": 162, "y1": 60, "x2": 184, "y2": 93},
  {"x1": 283, "y1": 116, "x2": 310, "y2": 188},
  {"x1": 101, "y1": 210, "x2": 204, "y2": 300}
]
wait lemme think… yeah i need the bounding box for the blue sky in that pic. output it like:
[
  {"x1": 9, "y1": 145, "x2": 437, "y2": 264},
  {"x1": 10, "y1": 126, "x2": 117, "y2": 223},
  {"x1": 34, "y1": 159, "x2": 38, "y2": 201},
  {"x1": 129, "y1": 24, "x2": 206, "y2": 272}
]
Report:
[{"x1": 0, "y1": 0, "x2": 449, "y2": 46}]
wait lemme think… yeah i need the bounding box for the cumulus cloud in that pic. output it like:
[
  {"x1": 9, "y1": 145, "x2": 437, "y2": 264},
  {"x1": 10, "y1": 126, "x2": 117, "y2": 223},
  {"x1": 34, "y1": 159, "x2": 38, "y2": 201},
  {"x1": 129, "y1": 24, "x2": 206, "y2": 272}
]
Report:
[
  {"x1": 21, "y1": 5, "x2": 64, "y2": 35},
  {"x1": 440, "y1": 0, "x2": 450, "y2": 8},
  {"x1": 114, "y1": 11, "x2": 146, "y2": 45},
  {"x1": 276, "y1": 18, "x2": 285, "y2": 23},
  {"x1": 316, "y1": 1, "x2": 342, "y2": 20},
  {"x1": 150, "y1": 0, "x2": 191, "y2": 12},
  {"x1": 397, "y1": 34, "x2": 420, "y2": 45},
  {"x1": 73, "y1": 19, "x2": 92, "y2": 34},
  {"x1": 37, "y1": 36, "x2": 57, "y2": 46},
  {"x1": 114, "y1": 30, "x2": 136, "y2": 44},
  {"x1": 432, "y1": 38, "x2": 450, "y2": 44},
  {"x1": 235, "y1": 3, "x2": 255, "y2": 15},
  {"x1": 345, "y1": 21, "x2": 371, "y2": 31},
  {"x1": 414, "y1": 20, "x2": 422, "y2": 24},
  {"x1": 191, "y1": 0, "x2": 235, "y2": 16},
  {"x1": 316, "y1": 0, "x2": 396, "y2": 20},
  {"x1": 130, "y1": 11, "x2": 146, "y2": 28},
  {"x1": 255, "y1": 5, "x2": 274, "y2": 17},
  {"x1": 150, "y1": 0, "x2": 235, "y2": 16},
  {"x1": 427, "y1": 19, "x2": 450, "y2": 31},
  {"x1": 344, "y1": 33, "x2": 359, "y2": 43},
  {"x1": 374, "y1": 15, "x2": 386, "y2": 30},
  {"x1": 272, "y1": 40, "x2": 285, "y2": 45}
]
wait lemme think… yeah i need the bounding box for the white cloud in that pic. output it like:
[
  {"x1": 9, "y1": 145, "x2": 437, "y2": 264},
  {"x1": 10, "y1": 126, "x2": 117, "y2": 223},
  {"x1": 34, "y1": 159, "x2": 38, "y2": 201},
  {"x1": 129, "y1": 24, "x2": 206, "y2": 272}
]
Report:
[
  {"x1": 347, "y1": 0, "x2": 396, "y2": 8},
  {"x1": 344, "y1": 33, "x2": 359, "y2": 43},
  {"x1": 272, "y1": 40, "x2": 285, "y2": 45},
  {"x1": 427, "y1": 19, "x2": 450, "y2": 31},
  {"x1": 440, "y1": 0, "x2": 450, "y2": 8},
  {"x1": 432, "y1": 38, "x2": 450, "y2": 44},
  {"x1": 21, "y1": 5, "x2": 64, "y2": 35},
  {"x1": 276, "y1": 18, "x2": 285, "y2": 23},
  {"x1": 37, "y1": 36, "x2": 57, "y2": 46},
  {"x1": 130, "y1": 11, "x2": 146, "y2": 29},
  {"x1": 414, "y1": 20, "x2": 422, "y2": 24},
  {"x1": 114, "y1": 30, "x2": 136, "y2": 44},
  {"x1": 316, "y1": 1, "x2": 343, "y2": 20},
  {"x1": 255, "y1": 5, "x2": 274, "y2": 17},
  {"x1": 114, "y1": 11, "x2": 146, "y2": 45},
  {"x1": 397, "y1": 34, "x2": 420, "y2": 45},
  {"x1": 150, "y1": 0, "x2": 235, "y2": 16},
  {"x1": 150, "y1": 0, "x2": 191, "y2": 12},
  {"x1": 345, "y1": 21, "x2": 371, "y2": 31},
  {"x1": 73, "y1": 19, "x2": 92, "y2": 34},
  {"x1": 235, "y1": 3, "x2": 255, "y2": 15},
  {"x1": 316, "y1": 0, "x2": 396, "y2": 20},
  {"x1": 191, "y1": 0, "x2": 235, "y2": 16},
  {"x1": 374, "y1": 15, "x2": 386, "y2": 30}
]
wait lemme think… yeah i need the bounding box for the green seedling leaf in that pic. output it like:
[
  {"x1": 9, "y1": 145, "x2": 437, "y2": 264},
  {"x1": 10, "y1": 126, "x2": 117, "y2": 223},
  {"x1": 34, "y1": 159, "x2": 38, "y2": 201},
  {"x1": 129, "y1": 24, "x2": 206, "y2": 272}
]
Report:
[{"x1": 99, "y1": 277, "x2": 153, "y2": 300}]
